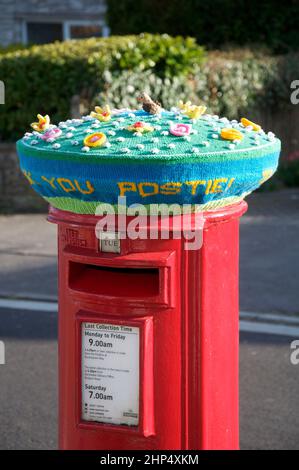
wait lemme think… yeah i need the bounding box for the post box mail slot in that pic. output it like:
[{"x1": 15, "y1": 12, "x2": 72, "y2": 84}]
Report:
[
  {"x1": 69, "y1": 262, "x2": 160, "y2": 298},
  {"x1": 68, "y1": 254, "x2": 175, "y2": 308}
]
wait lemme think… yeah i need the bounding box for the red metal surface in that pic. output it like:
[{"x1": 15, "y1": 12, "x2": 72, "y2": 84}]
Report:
[{"x1": 48, "y1": 201, "x2": 247, "y2": 450}]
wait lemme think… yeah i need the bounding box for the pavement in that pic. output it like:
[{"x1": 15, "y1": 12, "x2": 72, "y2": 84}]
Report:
[{"x1": 0, "y1": 189, "x2": 299, "y2": 449}]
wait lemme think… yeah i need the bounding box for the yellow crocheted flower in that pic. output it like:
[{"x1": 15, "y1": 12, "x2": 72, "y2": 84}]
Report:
[
  {"x1": 241, "y1": 117, "x2": 261, "y2": 132},
  {"x1": 84, "y1": 132, "x2": 106, "y2": 147},
  {"x1": 90, "y1": 105, "x2": 111, "y2": 122},
  {"x1": 127, "y1": 121, "x2": 154, "y2": 133},
  {"x1": 31, "y1": 114, "x2": 50, "y2": 132},
  {"x1": 221, "y1": 128, "x2": 244, "y2": 141},
  {"x1": 178, "y1": 100, "x2": 207, "y2": 120}
]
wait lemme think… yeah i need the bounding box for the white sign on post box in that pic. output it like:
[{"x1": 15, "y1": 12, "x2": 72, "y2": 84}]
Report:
[
  {"x1": 100, "y1": 232, "x2": 121, "y2": 253},
  {"x1": 81, "y1": 322, "x2": 139, "y2": 426}
]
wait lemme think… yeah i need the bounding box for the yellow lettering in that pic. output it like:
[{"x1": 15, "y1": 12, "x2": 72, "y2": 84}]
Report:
[
  {"x1": 74, "y1": 180, "x2": 95, "y2": 195},
  {"x1": 138, "y1": 182, "x2": 159, "y2": 198},
  {"x1": 227, "y1": 178, "x2": 235, "y2": 189},
  {"x1": 185, "y1": 180, "x2": 206, "y2": 195},
  {"x1": 57, "y1": 178, "x2": 76, "y2": 193},
  {"x1": 118, "y1": 182, "x2": 137, "y2": 196},
  {"x1": 23, "y1": 171, "x2": 35, "y2": 185},
  {"x1": 41, "y1": 176, "x2": 56, "y2": 189},
  {"x1": 210, "y1": 178, "x2": 228, "y2": 194},
  {"x1": 205, "y1": 180, "x2": 213, "y2": 195},
  {"x1": 160, "y1": 182, "x2": 182, "y2": 195}
]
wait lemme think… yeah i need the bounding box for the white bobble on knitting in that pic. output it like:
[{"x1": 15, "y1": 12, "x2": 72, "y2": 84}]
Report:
[
  {"x1": 82, "y1": 146, "x2": 90, "y2": 152},
  {"x1": 228, "y1": 143, "x2": 236, "y2": 150},
  {"x1": 71, "y1": 140, "x2": 79, "y2": 146},
  {"x1": 121, "y1": 147, "x2": 131, "y2": 153},
  {"x1": 203, "y1": 141, "x2": 210, "y2": 147},
  {"x1": 151, "y1": 148, "x2": 160, "y2": 154},
  {"x1": 136, "y1": 144, "x2": 145, "y2": 150},
  {"x1": 167, "y1": 143, "x2": 176, "y2": 149},
  {"x1": 66, "y1": 132, "x2": 73, "y2": 139},
  {"x1": 192, "y1": 147, "x2": 199, "y2": 153},
  {"x1": 151, "y1": 137, "x2": 159, "y2": 143},
  {"x1": 212, "y1": 134, "x2": 219, "y2": 139},
  {"x1": 30, "y1": 140, "x2": 38, "y2": 145},
  {"x1": 52, "y1": 143, "x2": 61, "y2": 149},
  {"x1": 72, "y1": 119, "x2": 83, "y2": 126},
  {"x1": 161, "y1": 131, "x2": 169, "y2": 136},
  {"x1": 108, "y1": 130, "x2": 116, "y2": 136},
  {"x1": 117, "y1": 137, "x2": 125, "y2": 142}
]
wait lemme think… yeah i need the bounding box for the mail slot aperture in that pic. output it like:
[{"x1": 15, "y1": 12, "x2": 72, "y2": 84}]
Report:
[{"x1": 69, "y1": 262, "x2": 160, "y2": 298}]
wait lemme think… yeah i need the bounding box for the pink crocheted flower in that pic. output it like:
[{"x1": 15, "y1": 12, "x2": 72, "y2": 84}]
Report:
[
  {"x1": 170, "y1": 123, "x2": 192, "y2": 137},
  {"x1": 41, "y1": 127, "x2": 62, "y2": 141}
]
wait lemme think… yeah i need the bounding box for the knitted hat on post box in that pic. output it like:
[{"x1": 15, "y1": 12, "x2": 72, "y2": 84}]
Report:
[{"x1": 16, "y1": 95, "x2": 281, "y2": 214}]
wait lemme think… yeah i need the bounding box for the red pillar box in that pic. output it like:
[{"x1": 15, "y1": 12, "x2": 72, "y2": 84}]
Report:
[
  {"x1": 17, "y1": 99, "x2": 280, "y2": 450},
  {"x1": 48, "y1": 201, "x2": 247, "y2": 450}
]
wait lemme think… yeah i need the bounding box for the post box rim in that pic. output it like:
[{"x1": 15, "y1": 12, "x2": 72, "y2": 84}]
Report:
[{"x1": 48, "y1": 201, "x2": 247, "y2": 228}]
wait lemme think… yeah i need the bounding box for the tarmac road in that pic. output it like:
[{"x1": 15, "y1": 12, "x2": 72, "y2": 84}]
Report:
[{"x1": 0, "y1": 306, "x2": 298, "y2": 450}]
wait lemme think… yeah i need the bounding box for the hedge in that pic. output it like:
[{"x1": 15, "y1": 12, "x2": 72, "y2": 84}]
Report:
[
  {"x1": 0, "y1": 35, "x2": 298, "y2": 142},
  {"x1": 107, "y1": 0, "x2": 299, "y2": 53},
  {"x1": 0, "y1": 34, "x2": 204, "y2": 140}
]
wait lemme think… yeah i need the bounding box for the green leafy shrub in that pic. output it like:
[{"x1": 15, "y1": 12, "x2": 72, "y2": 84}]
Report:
[
  {"x1": 0, "y1": 44, "x2": 29, "y2": 55},
  {"x1": 107, "y1": 0, "x2": 299, "y2": 53},
  {"x1": 99, "y1": 52, "x2": 299, "y2": 118},
  {"x1": 0, "y1": 34, "x2": 204, "y2": 140},
  {"x1": 0, "y1": 35, "x2": 299, "y2": 143}
]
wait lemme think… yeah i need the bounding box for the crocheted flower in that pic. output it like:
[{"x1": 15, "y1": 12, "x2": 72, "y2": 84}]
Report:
[
  {"x1": 221, "y1": 128, "x2": 243, "y2": 141},
  {"x1": 178, "y1": 101, "x2": 207, "y2": 120},
  {"x1": 41, "y1": 127, "x2": 62, "y2": 141},
  {"x1": 169, "y1": 123, "x2": 192, "y2": 137},
  {"x1": 83, "y1": 132, "x2": 106, "y2": 148},
  {"x1": 127, "y1": 121, "x2": 154, "y2": 133},
  {"x1": 90, "y1": 105, "x2": 111, "y2": 122},
  {"x1": 241, "y1": 117, "x2": 261, "y2": 132},
  {"x1": 31, "y1": 114, "x2": 50, "y2": 132}
]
